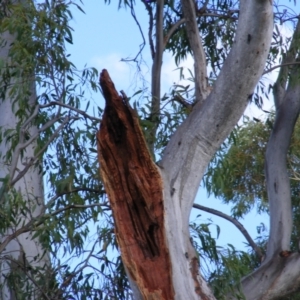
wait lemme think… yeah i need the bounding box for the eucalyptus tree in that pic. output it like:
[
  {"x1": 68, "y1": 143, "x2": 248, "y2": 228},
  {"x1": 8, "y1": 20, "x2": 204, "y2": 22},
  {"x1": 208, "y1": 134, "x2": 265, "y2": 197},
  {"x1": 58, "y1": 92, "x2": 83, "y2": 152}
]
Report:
[
  {"x1": 97, "y1": 0, "x2": 300, "y2": 299},
  {"x1": 204, "y1": 115, "x2": 300, "y2": 299},
  {"x1": 0, "y1": 2, "x2": 50, "y2": 298},
  {"x1": 0, "y1": 0, "x2": 300, "y2": 300}
]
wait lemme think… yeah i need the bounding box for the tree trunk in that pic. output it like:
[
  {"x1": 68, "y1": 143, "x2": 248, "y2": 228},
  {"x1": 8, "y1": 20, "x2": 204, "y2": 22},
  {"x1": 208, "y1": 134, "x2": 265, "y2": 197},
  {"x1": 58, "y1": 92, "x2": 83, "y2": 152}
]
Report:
[
  {"x1": 98, "y1": 69, "x2": 215, "y2": 299},
  {"x1": 0, "y1": 24, "x2": 49, "y2": 300},
  {"x1": 236, "y1": 18, "x2": 300, "y2": 300},
  {"x1": 98, "y1": 0, "x2": 274, "y2": 298}
]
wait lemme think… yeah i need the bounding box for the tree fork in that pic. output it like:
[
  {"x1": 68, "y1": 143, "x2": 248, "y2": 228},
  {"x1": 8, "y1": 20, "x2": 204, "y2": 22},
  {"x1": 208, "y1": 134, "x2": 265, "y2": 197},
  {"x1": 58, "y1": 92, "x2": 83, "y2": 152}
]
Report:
[{"x1": 97, "y1": 69, "x2": 175, "y2": 299}]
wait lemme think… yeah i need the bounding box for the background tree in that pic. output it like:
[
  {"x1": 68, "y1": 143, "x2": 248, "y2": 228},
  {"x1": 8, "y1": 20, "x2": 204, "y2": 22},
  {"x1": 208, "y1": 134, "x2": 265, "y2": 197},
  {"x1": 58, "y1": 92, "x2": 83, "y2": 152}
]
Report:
[
  {"x1": 1, "y1": 0, "x2": 300, "y2": 299},
  {"x1": 0, "y1": 1, "x2": 112, "y2": 298},
  {"x1": 205, "y1": 114, "x2": 300, "y2": 299}
]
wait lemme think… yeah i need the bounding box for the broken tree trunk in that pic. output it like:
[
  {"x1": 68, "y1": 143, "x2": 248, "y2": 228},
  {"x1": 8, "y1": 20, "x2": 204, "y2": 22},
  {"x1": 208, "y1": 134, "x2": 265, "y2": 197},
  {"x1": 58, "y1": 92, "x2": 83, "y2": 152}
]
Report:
[{"x1": 97, "y1": 69, "x2": 175, "y2": 299}]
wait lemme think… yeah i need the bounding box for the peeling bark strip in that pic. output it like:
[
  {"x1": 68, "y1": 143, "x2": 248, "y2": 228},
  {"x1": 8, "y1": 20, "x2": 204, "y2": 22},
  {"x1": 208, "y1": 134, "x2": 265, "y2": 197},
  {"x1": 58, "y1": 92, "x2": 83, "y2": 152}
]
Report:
[{"x1": 97, "y1": 69, "x2": 175, "y2": 299}]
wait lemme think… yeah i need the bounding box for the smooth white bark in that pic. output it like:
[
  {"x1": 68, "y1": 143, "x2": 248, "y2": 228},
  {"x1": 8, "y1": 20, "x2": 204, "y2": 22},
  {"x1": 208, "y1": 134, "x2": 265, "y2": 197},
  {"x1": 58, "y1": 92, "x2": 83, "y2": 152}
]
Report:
[
  {"x1": 233, "y1": 18, "x2": 300, "y2": 299},
  {"x1": 157, "y1": 0, "x2": 274, "y2": 298},
  {"x1": 180, "y1": 0, "x2": 209, "y2": 105},
  {"x1": 239, "y1": 254, "x2": 300, "y2": 300},
  {"x1": 264, "y1": 19, "x2": 300, "y2": 261},
  {"x1": 162, "y1": 0, "x2": 273, "y2": 227},
  {"x1": 0, "y1": 29, "x2": 49, "y2": 299}
]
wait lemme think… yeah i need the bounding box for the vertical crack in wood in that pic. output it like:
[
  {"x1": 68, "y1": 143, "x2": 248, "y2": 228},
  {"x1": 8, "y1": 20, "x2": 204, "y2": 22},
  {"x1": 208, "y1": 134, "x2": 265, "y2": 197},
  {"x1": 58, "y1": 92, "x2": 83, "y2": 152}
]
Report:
[
  {"x1": 97, "y1": 69, "x2": 175, "y2": 299},
  {"x1": 190, "y1": 257, "x2": 209, "y2": 299}
]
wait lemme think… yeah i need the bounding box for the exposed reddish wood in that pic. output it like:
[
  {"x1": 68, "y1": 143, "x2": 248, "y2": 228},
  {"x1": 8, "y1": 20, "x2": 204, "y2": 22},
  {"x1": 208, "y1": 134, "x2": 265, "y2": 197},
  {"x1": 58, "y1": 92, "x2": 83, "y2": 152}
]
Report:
[
  {"x1": 190, "y1": 257, "x2": 201, "y2": 296},
  {"x1": 190, "y1": 257, "x2": 210, "y2": 300},
  {"x1": 97, "y1": 69, "x2": 175, "y2": 299}
]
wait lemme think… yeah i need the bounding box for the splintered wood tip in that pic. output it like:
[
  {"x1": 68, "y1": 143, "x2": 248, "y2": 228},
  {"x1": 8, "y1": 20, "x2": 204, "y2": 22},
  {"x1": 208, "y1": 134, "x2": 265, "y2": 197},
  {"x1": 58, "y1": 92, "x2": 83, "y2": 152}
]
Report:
[
  {"x1": 99, "y1": 69, "x2": 120, "y2": 105},
  {"x1": 100, "y1": 69, "x2": 110, "y2": 84}
]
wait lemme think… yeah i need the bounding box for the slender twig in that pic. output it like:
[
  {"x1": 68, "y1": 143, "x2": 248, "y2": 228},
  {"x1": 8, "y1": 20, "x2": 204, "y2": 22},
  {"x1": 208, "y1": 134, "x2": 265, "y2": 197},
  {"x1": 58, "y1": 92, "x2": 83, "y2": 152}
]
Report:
[
  {"x1": 0, "y1": 201, "x2": 109, "y2": 254},
  {"x1": 180, "y1": 0, "x2": 208, "y2": 105},
  {"x1": 9, "y1": 115, "x2": 61, "y2": 182},
  {"x1": 2, "y1": 255, "x2": 51, "y2": 300},
  {"x1": 46, "y1": 187, "x2": 106, "y2": 208},
  {"x1": 48, "y1": 203, "x2": 110, "y2": 217},
  {"x1": 193, "y1": 203, "x2": 263, "y2": 258},
  {"x1": 164, "y1": 12, "x2": 237, "y2": 50},
  {"x1": 280, "y1": 15, "x2": 300, "y2": 24},
  {"x1": 164, "y1": 19, "x2": 185, "y2": 49},
  {"x1": 59, "y1": 240, "x2": 100, "y2": 290},
  {"x1": 10, "y1": 116, "x2": 72, "y2": 186},
  {"x1": 141, "y1": 0, "x2": 155, "y2": 59},
  {"x1": 263, "y1": 61, "x2": 300, "y2": 75},
  {"x1": 40, "y1": 101, "x2": 101, "y2": 122},
  {"x1": 121, "y1": 0, "x2": 146, "y2": 63},
  {"x1": 172, "y1": 93, "x2": 193, "y2": 110}
]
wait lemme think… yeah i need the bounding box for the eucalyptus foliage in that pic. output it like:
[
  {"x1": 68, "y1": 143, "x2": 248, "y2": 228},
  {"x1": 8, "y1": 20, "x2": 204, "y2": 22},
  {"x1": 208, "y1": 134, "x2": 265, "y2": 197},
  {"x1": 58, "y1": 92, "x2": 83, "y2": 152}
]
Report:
[
  {"x1": 206, "y1": 114, "x2": 300, "y2": 249},
  {"x1": 0, "y1": 1, "x2": 124, "y2": 298}
]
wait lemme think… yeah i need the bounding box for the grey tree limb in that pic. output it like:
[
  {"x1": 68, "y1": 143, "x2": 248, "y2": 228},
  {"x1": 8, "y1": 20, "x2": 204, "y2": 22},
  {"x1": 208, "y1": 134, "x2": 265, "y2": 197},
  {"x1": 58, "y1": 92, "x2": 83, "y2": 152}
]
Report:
[
  {"x1": 148, "y1": 0, "x2": 164, "y2": 153},
  {"x1": 180, "y1": 0, "x2": 209, "y2": 106},
  {"x1": 193, "y1": 203, "x2": 263, "y2": 258},
  {"x1": 262, "y1": 18, "x2": 300, "y2": 260},
  {"x1": 273, "y1": 19, "x2": 300, "y2": 109},
  {"x1": 155, "y1": 1, "x2": 273, "y2": 298},
  {"x1": 161, "y1": 0, "x2": 273, "y2": 225}
]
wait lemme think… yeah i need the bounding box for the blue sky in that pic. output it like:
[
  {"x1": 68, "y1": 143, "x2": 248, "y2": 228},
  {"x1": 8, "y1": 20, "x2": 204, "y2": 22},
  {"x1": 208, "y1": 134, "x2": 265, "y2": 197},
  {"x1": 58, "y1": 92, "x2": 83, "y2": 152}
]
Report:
[{"x1": 65, "y1": 0, "x2": 299, "y2": 250}]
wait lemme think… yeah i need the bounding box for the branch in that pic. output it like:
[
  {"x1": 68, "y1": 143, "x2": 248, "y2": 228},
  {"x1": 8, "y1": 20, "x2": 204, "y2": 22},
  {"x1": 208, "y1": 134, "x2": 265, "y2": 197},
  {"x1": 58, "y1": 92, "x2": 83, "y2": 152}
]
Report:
[
  {"x1": 263, "y1": 61, "x2": 300, "y2": 75},
  {"x1": 161, "y1": 0, "x2": 273, "y2": 227},
  {"x1": 0, "y1": 219, "x2": 37, "y2": 254},
  {"x1": 273, "y1": 19, "x2": 300, "y2": 109},
  {"x1": 193, "y1": 203, "x2": 263, "y2": 259},
  {"x1": 121, "y1": 0, "x2": 146, "y2": 64},
  {"x1": 48, "y1": 203, "x2": 110, "y2": 218},
  {"x1": 148, "y1": 0, "x2": 164, "y2": 153},
  {"x1": 163, "y1": 12, "x2": 238, "y2": 50},
  {"x1": 172, "y1": 93, "x2": 193, "y2": 110},
  {"x1": 163, "y1": 19, "x2": 185, "y2": 49},
  {"x1": 10, "y1": 116, "x2": 72, "y2": 186},
  {"x1": 141, "y1": 0, "x2": 155, "y2": 59},
  {"x1": 46, "y1": 187, "x2": 106, "y2": 208},
  {"x1": 180, "y1": 0, "x2": 209, "y2": 106},
  {"x1": 0, "y1": 197, "x2": 108, "y2": 254},
  {"x1": 265, "y1": 19, "x2": 300, "y2": 259},
  {"x1": 40, "y1": 101, "x2": 101, "y2": 122},
  {"x1": 9, "y1": 113, "x2": 61, "y2": 182}
]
